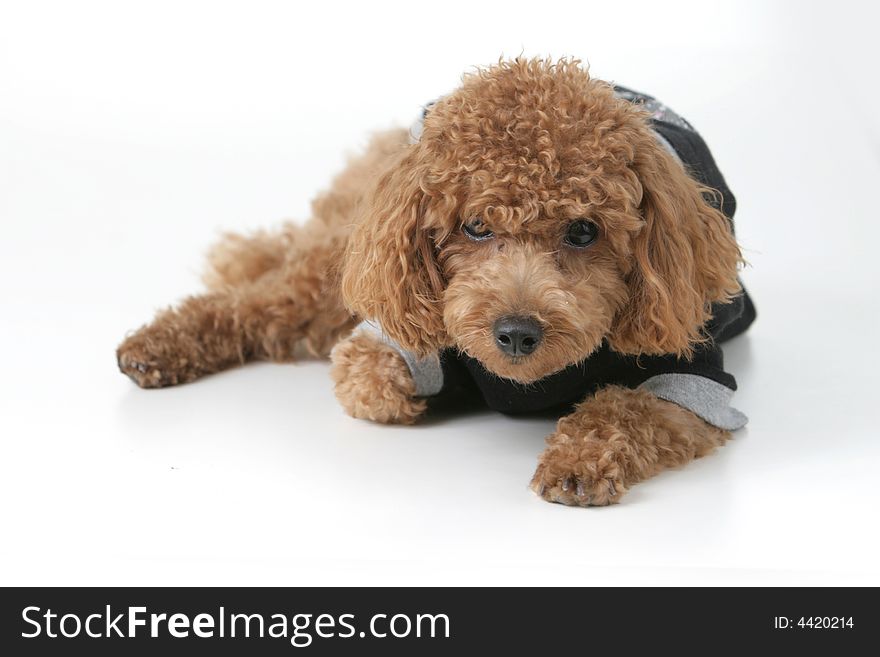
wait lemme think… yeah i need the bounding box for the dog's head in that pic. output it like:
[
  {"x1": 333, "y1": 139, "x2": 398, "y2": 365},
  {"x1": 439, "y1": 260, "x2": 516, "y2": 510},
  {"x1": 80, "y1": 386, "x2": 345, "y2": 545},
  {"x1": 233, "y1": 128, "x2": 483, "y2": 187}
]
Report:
[{"x1": 342, "y1": 58, "x2": 741, "y2": 383}]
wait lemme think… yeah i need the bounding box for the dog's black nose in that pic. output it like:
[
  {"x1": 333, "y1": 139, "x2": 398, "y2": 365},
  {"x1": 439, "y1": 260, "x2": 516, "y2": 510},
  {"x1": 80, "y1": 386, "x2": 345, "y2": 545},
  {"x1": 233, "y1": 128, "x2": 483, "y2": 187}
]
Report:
[{"x1": 493, "y1": 316, "x2": 543, "y2": 357}]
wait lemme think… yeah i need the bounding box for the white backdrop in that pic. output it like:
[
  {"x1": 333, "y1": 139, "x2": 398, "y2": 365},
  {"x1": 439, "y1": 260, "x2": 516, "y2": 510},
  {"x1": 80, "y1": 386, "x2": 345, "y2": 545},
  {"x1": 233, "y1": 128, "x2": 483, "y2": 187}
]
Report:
[{"x1": 1, "y1": 0, "x2": 878, "y2": 585}]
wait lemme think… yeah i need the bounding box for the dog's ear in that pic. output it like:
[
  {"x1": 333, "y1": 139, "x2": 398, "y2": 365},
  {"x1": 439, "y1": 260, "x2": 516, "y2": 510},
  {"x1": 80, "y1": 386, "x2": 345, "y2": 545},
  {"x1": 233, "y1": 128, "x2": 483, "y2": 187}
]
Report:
[
  {"x1": 609, "y1": 133, "x2": 742, "y2": 357},
  {"x1": 341, "y1": 148, "x2": 447, "y2": 355}
]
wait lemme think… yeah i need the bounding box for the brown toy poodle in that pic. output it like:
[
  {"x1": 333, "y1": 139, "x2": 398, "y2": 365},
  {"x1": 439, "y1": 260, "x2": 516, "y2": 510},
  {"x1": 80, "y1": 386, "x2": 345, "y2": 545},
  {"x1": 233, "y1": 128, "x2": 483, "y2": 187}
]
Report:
[{"x1": 117, "y1": 58, "x2": 755, "y2": 506}]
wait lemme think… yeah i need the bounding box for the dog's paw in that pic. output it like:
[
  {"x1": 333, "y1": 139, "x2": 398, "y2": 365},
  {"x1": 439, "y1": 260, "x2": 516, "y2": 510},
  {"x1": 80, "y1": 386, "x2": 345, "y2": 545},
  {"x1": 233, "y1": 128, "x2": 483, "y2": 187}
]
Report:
[
  {"x1": 330, "y1": 332, "x2": 426, "y2": 425},
  {"x1": 117, "y1": 330, "x2": 196, "y2": 388},
  {"x1": 529, "y1": 432, "x2": 628, "y2": 507},
  {"x1": 118, "y1": 347, "x2": 165, "y2": 388}
]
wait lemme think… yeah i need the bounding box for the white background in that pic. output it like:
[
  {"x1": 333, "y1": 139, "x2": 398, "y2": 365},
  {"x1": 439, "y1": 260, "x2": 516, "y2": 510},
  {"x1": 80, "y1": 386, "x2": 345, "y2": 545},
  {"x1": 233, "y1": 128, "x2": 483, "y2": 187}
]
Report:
[{"x1": 1, "y1": 0, "x2": 878, "y2": 586}]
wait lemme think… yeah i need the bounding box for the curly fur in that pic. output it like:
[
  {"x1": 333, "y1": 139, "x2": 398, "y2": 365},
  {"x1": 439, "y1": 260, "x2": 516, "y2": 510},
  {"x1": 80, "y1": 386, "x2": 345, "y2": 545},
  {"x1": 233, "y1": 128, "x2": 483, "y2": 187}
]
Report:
[
  {"x1": 118, "y1": 58, "x2": 744, "y2": 505},
  {"x1": 118, "y1": 128, "x2": 408, "y2": 385},
  {"x1": 530, "y1": 386, "x2": 729, "y2": 506},
  {"x1": 341, "y1": 58, "x2": 742, "y2": 370},
  {"x1": 330, "y1": 332, "x2": 426, "y2": 425}
]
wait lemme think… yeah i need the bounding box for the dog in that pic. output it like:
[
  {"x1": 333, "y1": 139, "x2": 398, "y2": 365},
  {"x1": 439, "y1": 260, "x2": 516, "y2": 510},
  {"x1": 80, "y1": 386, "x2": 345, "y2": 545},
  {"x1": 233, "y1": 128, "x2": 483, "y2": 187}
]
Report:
[{"x1": 117, "y1": 58, "x2": 755, "y2": 506}]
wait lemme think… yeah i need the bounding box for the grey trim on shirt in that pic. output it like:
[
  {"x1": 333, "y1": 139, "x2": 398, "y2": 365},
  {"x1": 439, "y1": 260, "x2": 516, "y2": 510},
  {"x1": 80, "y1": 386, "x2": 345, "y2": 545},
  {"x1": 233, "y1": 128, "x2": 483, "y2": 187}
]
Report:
[
  {"x1": 353, "y1": 321, "x2": 444, "y2": 397},
  {"x1": 639, "y1": 373, "x2": 748, "y2": 431},
  {"x1": 652, "y1": 131, "x2": 681, "y2": 161},
  {"x1": 409, "y1": 113, "x2": 425, "y2": 144}
]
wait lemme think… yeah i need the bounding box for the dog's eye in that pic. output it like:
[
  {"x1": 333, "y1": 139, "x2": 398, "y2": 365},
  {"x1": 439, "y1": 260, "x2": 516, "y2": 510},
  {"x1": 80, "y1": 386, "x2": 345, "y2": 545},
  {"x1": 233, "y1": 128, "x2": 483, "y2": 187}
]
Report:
[
  {"x1": 564, "y1": 220, "x2": 599, "y2": 248},
  {"x1": 462, "y1": 218, "x2": 494, "y2": 241}
]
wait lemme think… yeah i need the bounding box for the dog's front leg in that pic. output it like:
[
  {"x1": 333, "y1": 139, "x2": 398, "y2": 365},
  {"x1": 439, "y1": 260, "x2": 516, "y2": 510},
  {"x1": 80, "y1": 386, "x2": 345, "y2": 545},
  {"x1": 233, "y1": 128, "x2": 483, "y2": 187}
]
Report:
[
  {"x1": 530, "y1": 386, "x2": 729, "y2": 506},
  {"x1": 330, "y1": 331, "x2": 428, "y2": 425}
]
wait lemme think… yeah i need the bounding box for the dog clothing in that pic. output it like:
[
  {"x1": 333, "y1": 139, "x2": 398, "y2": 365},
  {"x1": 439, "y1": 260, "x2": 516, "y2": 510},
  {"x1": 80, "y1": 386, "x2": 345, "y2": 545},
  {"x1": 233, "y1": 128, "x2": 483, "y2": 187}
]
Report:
[{"x1": 358, "y1": 86, "x2": 755, "y2": 430}]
